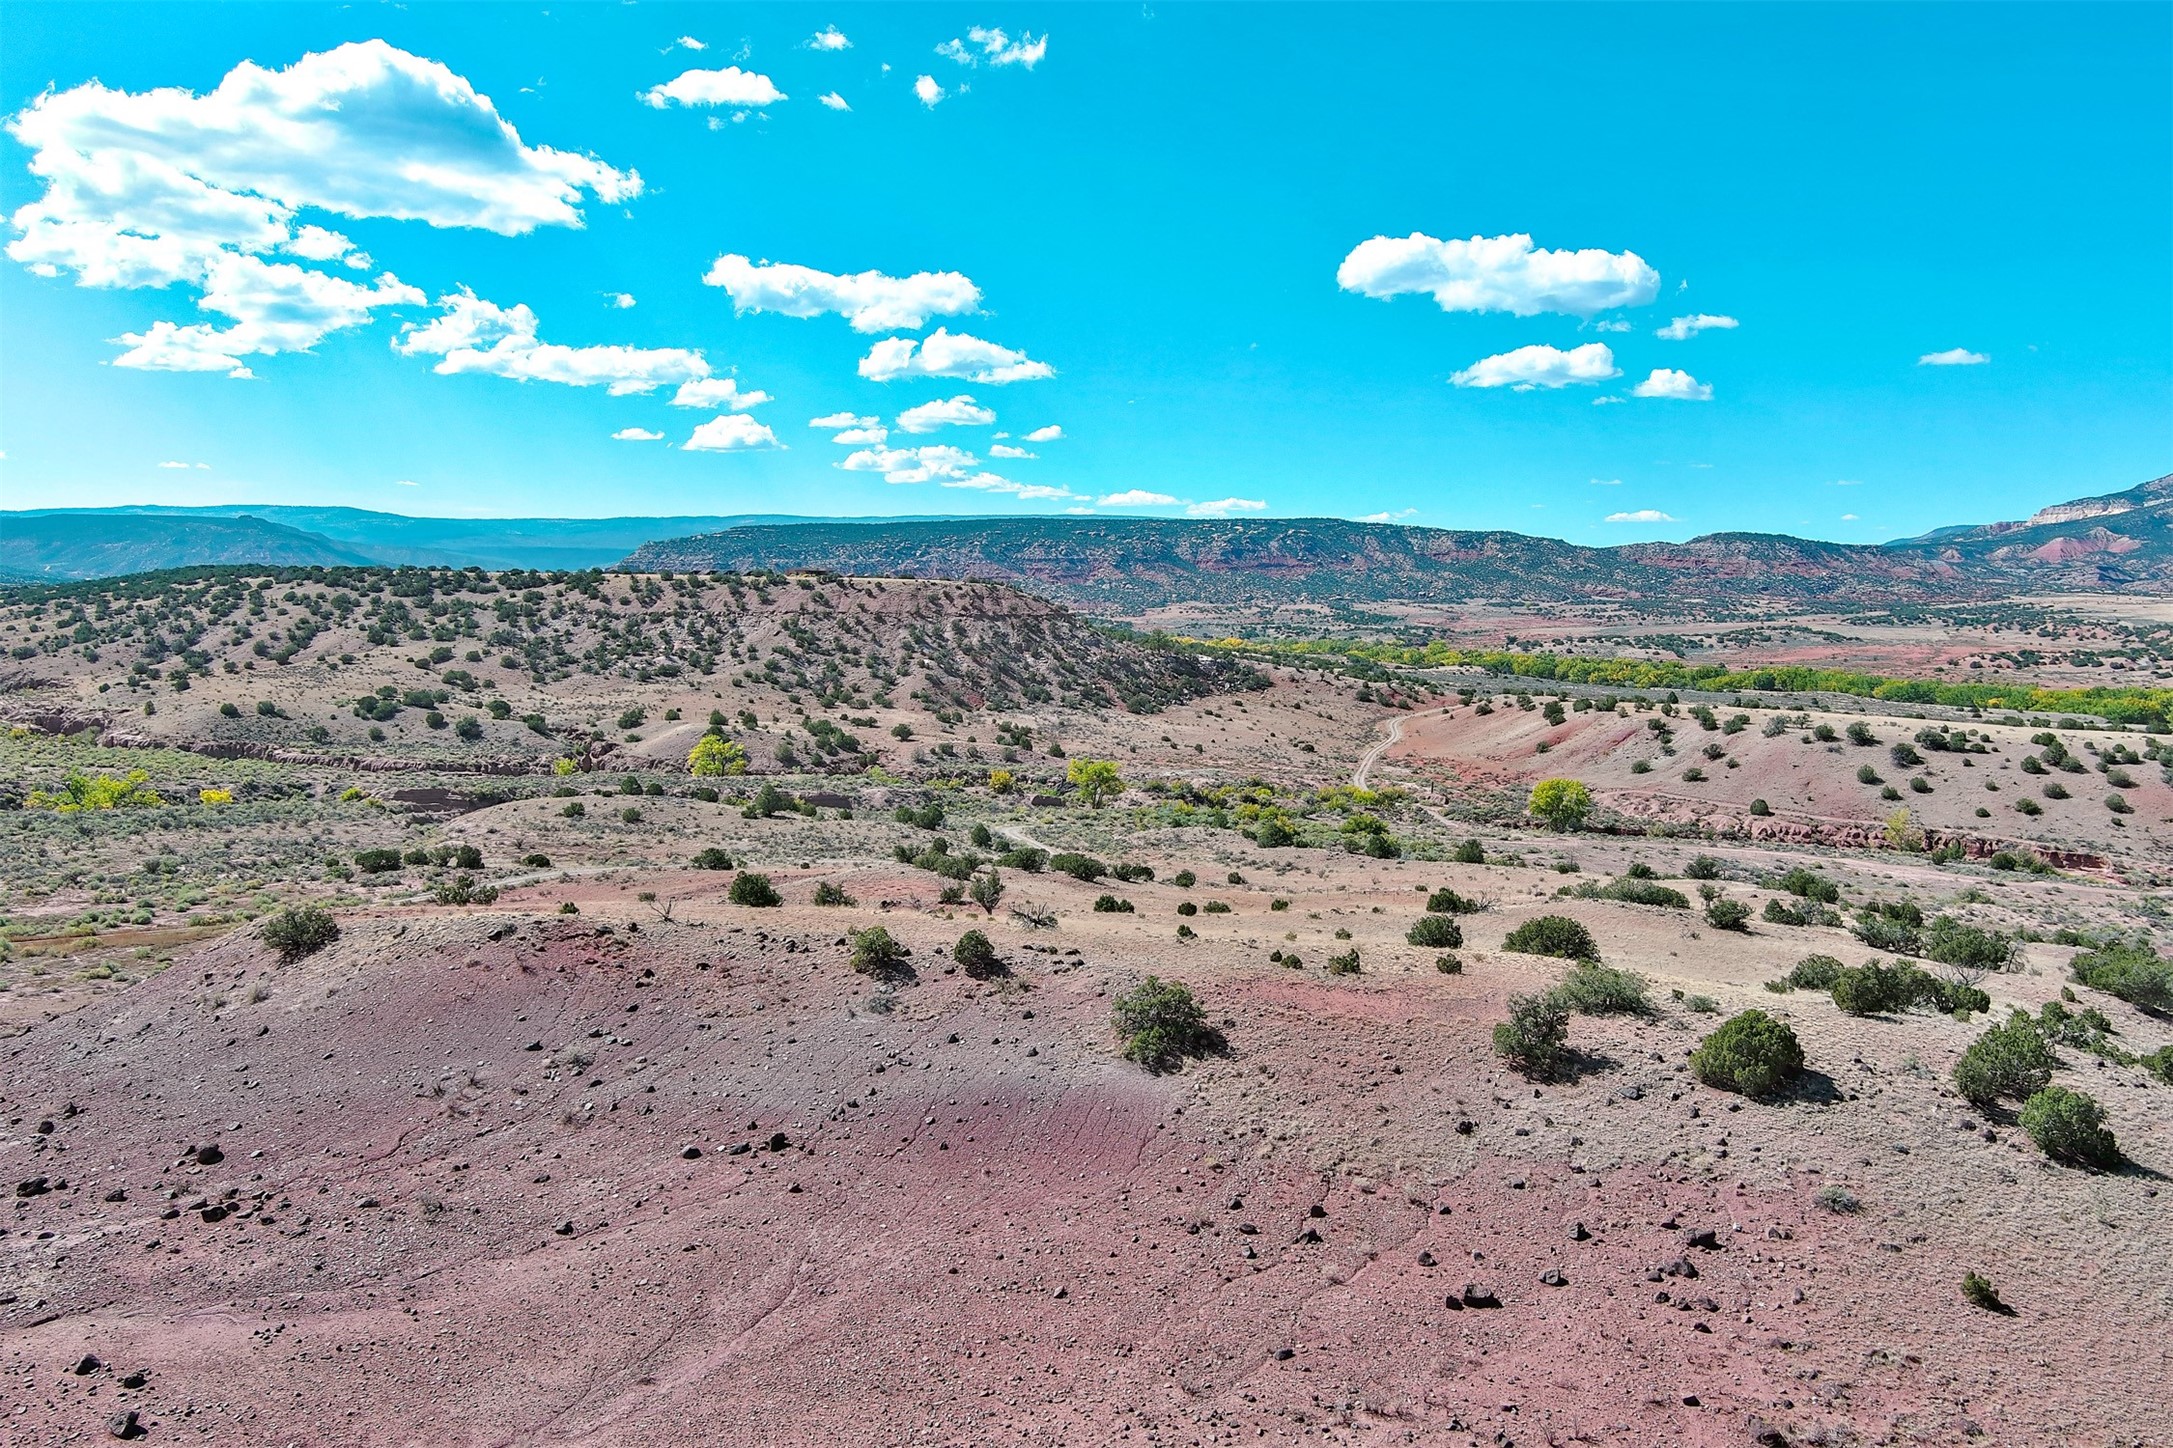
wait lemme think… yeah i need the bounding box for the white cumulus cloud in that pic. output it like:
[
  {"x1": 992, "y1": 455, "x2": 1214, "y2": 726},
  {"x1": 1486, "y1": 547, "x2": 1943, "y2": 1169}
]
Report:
[
  {"x1": 1605, "y1": 509, "x2": 1678, "y2": 523},
  {"x1": 819, "y1": 92, "x2": 851, "y2": 111},
  {"x1": 810, "y1": 411, "x2": 875, "y2": 429},
  {"x1": 895, "y1": 394, "x2": 995, "y2": 433},
  {"x1": 702, "y1": 254, "x2": 979, "y2": 333},
  {"x1": 1450, "y1": 342, "x2": 1618, "y2": 391},
  {"x1": 987, "y1": 443, "x2": 1035, "y2": 459},
  {"x1": 610, "y1": 292, "x2": 636, "y2": 309},
  {"x1": 1187, "y1": 497, "x2": 1267, "y2": 518},
  {"x1": 807, "y1": 26, "x2": 851, "y2": 51},
  {"x1": 1919, "y1": 347, "x2": 1988, "y2": 366},
  {"x1": 642, "y1": 67, "x2": 786, "y2": 110},
  {"x1": 914, "y1": 75, "x2": 946, "y2": 108},
  {"x1": 395, "y1": 288, "x2": 715, "y2": 395},
  {"x1": 613, "y1": 427, "x2": 665, "y2": 441},
  {"x1": 1099, "y1": 490, "x2": 1179, "y2": 507},
  {"x1": 1022, "y1": 424, "x2": 1063, "y2": 442},
  {"x1": 840, "y1": 443, "x2": 977, "y2": 483},
  {"x1": 671, "y1": 377, "x2": 771, "y2": 410},
  {"x1": 6, "y1": 40, "x2": 636, "y2": 371},
  {"x1": 1337, "y1": 232, "x2": 1659, "y2": 318},
  {"x1": 859, "y1": 327, "x2": 1051, "y2": 383},
  {"x1": 674, "y1": 37, "x2": 708, "y2": 52},
  {"x1": 684, "y1": 414, "x2": 782, "y2": 452},
  {"x1": 940, "y1": 473, "x2": 1072, "y2": 501},
  {"x1": 1656, "y1": 313, "x2": 1737, "y2": 340},
  {"x1": 938, "y1": 27, "x2": 1049, "y2": 68},
  {"x1": 1631, "y1": 368, "x2": 1713, "y2": 401},
  {"x1": 832, "y1": 426, "x2": 888, "y2": 445}
]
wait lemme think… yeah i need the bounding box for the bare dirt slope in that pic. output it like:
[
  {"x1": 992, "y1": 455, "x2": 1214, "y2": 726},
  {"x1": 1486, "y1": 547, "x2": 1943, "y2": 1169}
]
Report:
[{"x1": 6, "y1": 851, "x2": 2169, "y2": 1446}]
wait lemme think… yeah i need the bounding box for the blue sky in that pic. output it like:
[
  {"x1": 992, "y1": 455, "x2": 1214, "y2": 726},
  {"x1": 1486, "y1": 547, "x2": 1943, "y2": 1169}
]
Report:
[{"x1": 1, "y1": 2, "x2": 2167, "y2": 543}]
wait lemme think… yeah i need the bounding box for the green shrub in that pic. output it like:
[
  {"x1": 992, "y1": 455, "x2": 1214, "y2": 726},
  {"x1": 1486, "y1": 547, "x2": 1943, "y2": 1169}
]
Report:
[
  {"x1": 1683, "y1": 993, "x2": 1719, "y2": 1014},
  {"x1": 1923, "y1": 917, "x2": 2015, "y2": 977},
  {"x1": 691, "y1": 848, "x2": 734, "y2": 871},
  {"x1": 1492, "y1": 992, "x2": 1570, "y2": 1077},
  {"x1": 1049, "y1": 851, "x2": 1108, "y2": 882},
  {"x1": 1704, "y1": 898, "x2": 1752, "y2": 932},
  {"x1": 1502, "y1": 914, "x2": 1599, "y2": 961},
  {"x1": 2070, "y1": 945, "x2": 2173, "y2": 1014},
  {"x1": 1407, "y1": 915, "x2": 1464, "y2": 949},
  {"x1": 1763, "y1": 898, "x2": 1834, "y2": 927},
  {"x1": 1092, "y1": 894, "x2": 1134, "y2": 913},
  {"x1": 1773, "y1": 868, "x2": 1841, "y2": 904},
  {"x1": 1426, "y1": 886, "x2": 1479, "y2": 914},
  {"x1": 1435, "y1": 954, "x2": 1463, "y2": 974},
  {"x1": 1789, "y1": 954, "x2": 1846, "y2": 990},
  {"x1": 996, "y1": 847, "x2": 1047, "y2": 872},
  {"x1": 813, "y1": 881, "x2": 855, "y2": 906},
  {"x1": 1952, "y1": 1012, "x2": 2058, "y2": 1109},
  {"x1": 2019, "y1": 1086, "x2": 2120, "y2": 1168},
  {"x1": 1597, "y1": 877, "x2": 1690, "y2": 909},
  {"x1": 263, "y1": 905, "x2": 339, "y2": 962},
  {"x1": 1851, "y1": 910, "x2": 1921, "y2": 955},
  {"x1": 1553, "y1": 961, "x2": 1649, "y2": 1015},
  {"x1": 954, "y1": 929, "x2": 1002, "y2": 978},
  {"x1": 1111, "y1": 862, "x2": 1155, "y2": 883},
  {"x1": 1452, "y1": 839, "x2": 1486, "y2": 865},
  {"x1": 1962, "y1": 1272, "x2": 2009, "y2": 1313},
  {"x1": 1813, "y1": 1185, "x2": 1861, "y2": 1214},
  {"x1": 850, "y1": 926, "x2": 908, "y2": 977},
  {"x1": 2140, "y1": 1044, "x2": 2173, "y2": 1086},
  {"x1": 1683, "y1": 855, "x2": 1722, "y2": 880},
  {"x1": 433, "y1": 874, "x2": 499, "y2": 906},
  {"x1": 1690, "y1": 1010, "x2": 1805, "y2": 1097},
  {"x1": 728, "y1": 872, "x2": 781, "y2": 907},
  {"x1": 353, "y1": 848, "x2": 403, "y2": 874},
  {"x1": 1175, "y1": 900, "x2": 1197, "y2": 917},
  {"x1": 1112, "y1": 976, "x2": 1219, "y2": 1072},
  {"x1": 1170, "y1": 869, "x2": 1197, "y2": 888},
  {"x1": 1830, "y1": 960, "x2": 1923, "y2": 1016}
]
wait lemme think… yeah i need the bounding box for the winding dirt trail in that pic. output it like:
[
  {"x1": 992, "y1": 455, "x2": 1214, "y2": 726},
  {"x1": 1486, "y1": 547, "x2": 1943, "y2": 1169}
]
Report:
[{"x1": 1353, "y1": 707, "x2": 1454, "y2": 788}]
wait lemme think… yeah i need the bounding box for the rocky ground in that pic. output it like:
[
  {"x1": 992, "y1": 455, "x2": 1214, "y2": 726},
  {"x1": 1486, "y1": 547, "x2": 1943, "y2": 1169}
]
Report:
[
  {"x1": 4, "y1": 834, "x2": 2170, "y2": 1446},
  {"x1": 4, "y1": 571, "x2": 2173, "y2": 1445}
]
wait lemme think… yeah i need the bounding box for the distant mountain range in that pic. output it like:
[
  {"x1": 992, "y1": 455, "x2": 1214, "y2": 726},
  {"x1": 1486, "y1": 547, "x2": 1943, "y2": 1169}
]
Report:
[
  {"x1": 0, "y1": 505, "x2": 935, "y2": 578},
  {"x1": 5, "y1": 474, "x2": 2169, "y2": 609},
  {"x1": 625, "y1": 473, "x2": 2173, "y2": 610}
]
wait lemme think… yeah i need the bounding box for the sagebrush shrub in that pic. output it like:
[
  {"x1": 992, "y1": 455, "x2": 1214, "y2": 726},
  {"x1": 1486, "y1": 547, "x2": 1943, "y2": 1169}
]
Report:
[
  {"x1": 1112, "y1": 977, "x2": 1218, "y2": 1072},
  {"x1": 1952, "y1": 1012, "x2": 2057, "y2": 1109},
  {"x1": 1407, "y1": 915, "x2": 1463, "y2": 949},
  {"x1": 1690, "y1": 1010, "x2": 1804, "y2": 1097},
  {"x1": 1704, "y1": 898, "x2": 1752, "y2": 932},
  {"x1": 728, "y1": 872, "x2": 781, "y2": 907},
  {"x1": 953, "y1": 929, "x2": 1002, "y2": 979},
  {"x1": 1788, "y1": 954, "x2": 1845, "y2": 990},
  {"x1": 1553, "y1": 961, "x2": 1648, "y2": 1016},
  {"x1": 263, "y1": 905, "x2": 338, "y2": 963},
  {"x1": 1502, "y1": 915, "x2": 1599, "y2": 961},
  {"x1": 2070, "y1": 945, "x2": 2173, "y2": 1014},
  {"x1": 2020, "y1": 1086, "x2": 2120, "y2": 1168},
  {"x1": 850, "y1": 926, "x2": 907, "y2": 977},
  {"x1": 1492, "y1": 992, "x2": 1570, "y2": 1077}
]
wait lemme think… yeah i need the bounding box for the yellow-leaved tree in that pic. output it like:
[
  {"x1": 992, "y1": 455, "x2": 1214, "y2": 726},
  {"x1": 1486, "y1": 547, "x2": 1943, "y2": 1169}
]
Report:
[{"x1": 690, "y1": 735, "x2": 749, "y2": 777}]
